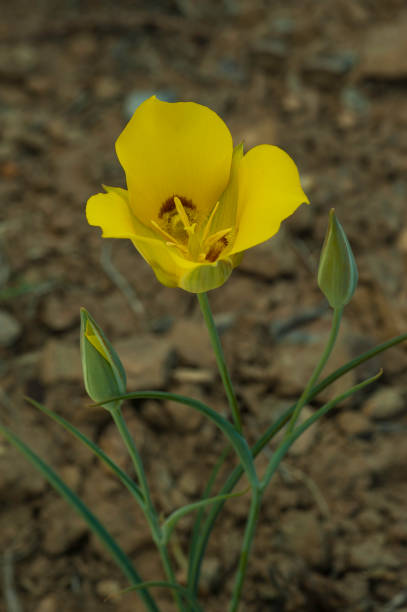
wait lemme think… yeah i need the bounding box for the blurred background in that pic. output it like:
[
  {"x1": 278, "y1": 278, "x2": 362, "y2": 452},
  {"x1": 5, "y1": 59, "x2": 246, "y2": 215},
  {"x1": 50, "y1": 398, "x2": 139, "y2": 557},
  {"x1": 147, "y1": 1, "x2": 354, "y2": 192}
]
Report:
[{"x1": 1, "y1": 1, "x2": 407, "y2": 610}]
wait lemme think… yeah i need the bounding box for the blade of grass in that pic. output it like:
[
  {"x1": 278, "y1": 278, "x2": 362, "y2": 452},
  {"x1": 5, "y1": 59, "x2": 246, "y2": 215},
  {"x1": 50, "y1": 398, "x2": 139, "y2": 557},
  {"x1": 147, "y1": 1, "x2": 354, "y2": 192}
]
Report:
[
  {"x1": 97, "y1": 391, "x2": 259, "y2": 489},
  {"x1": 118, "y1": 581, "x2": 203, "y2": 612},
  {"x1": 189, "y1": 333, "x2": 407, "y2": 593},
  {"x1": 25, "y1": 397, "x2": 145, "y2": 508},
  {"x1": 187, "y1": 446, "x2": 231, "y2": 588},
  {"x1": 0, "y1": 424, "x2": 159, "y2": 612}
]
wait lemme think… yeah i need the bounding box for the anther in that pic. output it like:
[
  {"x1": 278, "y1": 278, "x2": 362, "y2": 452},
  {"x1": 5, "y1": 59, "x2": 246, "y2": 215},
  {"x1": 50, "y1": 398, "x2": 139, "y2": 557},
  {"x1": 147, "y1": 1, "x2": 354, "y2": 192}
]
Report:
[{"x1": 174, "y1": 196, "x2": 195, "y2": 235}]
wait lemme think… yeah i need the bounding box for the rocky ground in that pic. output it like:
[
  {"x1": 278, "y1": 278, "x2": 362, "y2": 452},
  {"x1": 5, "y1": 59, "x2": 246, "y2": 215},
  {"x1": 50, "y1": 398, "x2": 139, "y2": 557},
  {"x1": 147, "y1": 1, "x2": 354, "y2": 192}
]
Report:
[{"x1": 1, "y1": 1, "x2": 407, "y2": 610}]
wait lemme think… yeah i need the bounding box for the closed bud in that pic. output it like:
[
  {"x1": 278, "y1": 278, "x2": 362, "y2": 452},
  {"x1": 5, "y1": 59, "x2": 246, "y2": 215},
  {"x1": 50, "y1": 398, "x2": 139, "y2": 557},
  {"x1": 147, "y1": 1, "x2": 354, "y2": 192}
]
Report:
[
  {"x1": 80, "y1": 308, "x2": 126, "y2": 407},
  {"x1": 318, "y1": 209, "x2": 358, "y2": 309}
]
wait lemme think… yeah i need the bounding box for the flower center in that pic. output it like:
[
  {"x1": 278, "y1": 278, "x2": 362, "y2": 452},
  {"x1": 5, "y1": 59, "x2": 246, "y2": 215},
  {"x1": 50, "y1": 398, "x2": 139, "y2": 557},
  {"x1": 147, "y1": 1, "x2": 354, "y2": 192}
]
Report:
[{"x1": 151, "y1": 195, "x2": 231, "y2": 263}]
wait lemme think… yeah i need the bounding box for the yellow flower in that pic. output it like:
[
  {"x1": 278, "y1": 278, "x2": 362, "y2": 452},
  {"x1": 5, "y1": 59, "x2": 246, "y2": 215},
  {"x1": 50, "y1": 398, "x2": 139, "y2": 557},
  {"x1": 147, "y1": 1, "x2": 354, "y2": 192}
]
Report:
[{"x1": 86, "y1": 96, "x2": 309, "y2": 292}]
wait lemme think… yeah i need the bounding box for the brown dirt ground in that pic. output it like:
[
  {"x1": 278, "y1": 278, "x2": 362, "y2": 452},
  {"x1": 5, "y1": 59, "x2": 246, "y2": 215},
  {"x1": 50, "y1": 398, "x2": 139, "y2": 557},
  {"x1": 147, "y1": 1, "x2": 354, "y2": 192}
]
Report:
[{"x1": 1, "y1": 1, "x2": 407, "y2": 611}]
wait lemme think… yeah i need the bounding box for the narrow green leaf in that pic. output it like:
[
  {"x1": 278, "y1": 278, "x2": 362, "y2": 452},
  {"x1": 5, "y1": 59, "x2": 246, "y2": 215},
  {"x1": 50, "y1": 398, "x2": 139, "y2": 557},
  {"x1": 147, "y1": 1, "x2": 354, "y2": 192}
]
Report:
[
  {"x1": 95, "y1": 391, "x2": 259, "y2": 488},
  {"x1": 0, "y1": 424, "x2": 159, "y2": 612},
  {"x1": 261, "y1": 369, "x2": 383, "y2": 491},
  {"x1": 118, "y1": 581, "x2": 203, "y2": 612},
  {"x1": 25, "y1": 397, "x2": 145, "y2": 508},
  {"x1": 188, "y1": 334, "x2": 407, "y2": 594},
  {"x1": 187, "y1": 446, "x2": 231, "y2": 588},
  {"x1": 162, "y1": 486, "x2": 248, "y2": 544}
]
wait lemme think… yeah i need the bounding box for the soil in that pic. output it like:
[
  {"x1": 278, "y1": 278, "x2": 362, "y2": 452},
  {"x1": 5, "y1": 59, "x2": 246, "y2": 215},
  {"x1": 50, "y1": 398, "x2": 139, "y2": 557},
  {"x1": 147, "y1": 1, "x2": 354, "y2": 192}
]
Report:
[{"x1": 1, "y1": 1, "x2": 407, "y2": 611}]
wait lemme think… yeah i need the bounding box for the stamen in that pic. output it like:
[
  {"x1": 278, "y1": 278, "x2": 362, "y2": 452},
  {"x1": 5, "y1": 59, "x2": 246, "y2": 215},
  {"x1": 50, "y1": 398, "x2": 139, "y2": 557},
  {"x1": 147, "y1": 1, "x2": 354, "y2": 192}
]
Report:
[
  {"x1": 203, "y1": 227, "x2": 232, "y2": 250},
  {"x1": 151, "y1": 220, "x2": 188, "y2": 254},
  {"x1": 174, "y1": 196, "x2": 195, "y2": 235},
  {"x1": 201, "y1": 201, "x2": 220, "y2": 244}
]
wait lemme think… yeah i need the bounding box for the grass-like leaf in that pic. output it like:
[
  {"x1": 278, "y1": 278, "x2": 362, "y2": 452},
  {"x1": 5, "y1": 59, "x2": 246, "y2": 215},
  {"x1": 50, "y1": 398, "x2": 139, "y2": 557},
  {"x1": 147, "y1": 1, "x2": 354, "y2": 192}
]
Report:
[
  {"x1": 25, "y1": 397, "x2": 145, "y2": 508},
  {"x1": 0, "y1": 424, "x2": 159, "y2": 612}
]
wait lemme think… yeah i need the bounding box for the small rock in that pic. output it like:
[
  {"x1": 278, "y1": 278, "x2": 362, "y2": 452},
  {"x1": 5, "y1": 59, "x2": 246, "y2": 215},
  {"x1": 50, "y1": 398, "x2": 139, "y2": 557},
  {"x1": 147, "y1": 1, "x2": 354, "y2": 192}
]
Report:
[
  {"x1": 239, "y1": 231, "x2": 298, "y2": 280},
  {"x1": 169, "y1": 318, "x2": 214, "y2": 367},
  {"x1": 358, "y1": 14, "x2": 407, "y2": 80},
  {"x1": 42, "y1": 498, "x2": 88, "y2": 555},
  {"x1": 40, "y1": 294, "x2": 80, "y2": 330},
  {"x1": 288, "y1": 407, "x2": 319, "y2": 456},
  {"x1": 123, "y1": 89, "x2": 177, "y2": 120},
  {"x1": 94, "y1": 76, "x2": 120, "y2": 99},
  {"x1": 388, "y1": 521, "x2": 407, "y2": 544},
  {"x1": 166, "y1": 394, "x2": 204, "y2": 432},
  {"x1": 349, "y1": 534, "x2": 394, "y2": 570},
  {"x1": 0, "y1": 310, "x2": 21, "y2": 347},
  {"x1": 141, "y1": 400, "x2": 172, "y2": 430},
  {"x1": 98, "y1": 422, "x2": 131, "y2": 472},
  {"x1": 356, "y1": 508, "x2": 383, "y2": 532},
  {"x1": 337, "y1": 411, "x2": 371, "y2": 437},
  {"x1": 179, "y1": 470, "x2": 199, "y2": 496},
  {"x1": 35, "y1": 595, "x2": 58, "y2": 612},
  {"x1": 96, "y1": 579, "x2": 121, "y2": 599},
  {"x1": 280, "y1": 510, "x2": 328, "y2": 569},
  {"x1": 59, "y1": 465, "x2": 81, "y2": 491},
  {"x1": 199, "y1": 557, "x2": 222, "y2": 594},
  {"x1": 363, "y1": 387, "x2": 405, "y2": 420},
  {"x1": 303, "y1": 574, "x2": 346, "y2": 610},
  {"x1": 40, "y1": 339, "x2": 82, "y2": 384},
  {"x1": 305, "y1": 50, "x2": 357, "y2": 75},
  {"x1": 173, "y1": 367, "x2": 215, "y2": 385},
  {"x1": 335, "y1": 572, "x2": 369, "y2": 606},
  {"x1": 115, "y1": 334, "x2": 174, "y2": 389},
  {"x1": 269, "y1": 319, "x2": 356, "y2": 400}
]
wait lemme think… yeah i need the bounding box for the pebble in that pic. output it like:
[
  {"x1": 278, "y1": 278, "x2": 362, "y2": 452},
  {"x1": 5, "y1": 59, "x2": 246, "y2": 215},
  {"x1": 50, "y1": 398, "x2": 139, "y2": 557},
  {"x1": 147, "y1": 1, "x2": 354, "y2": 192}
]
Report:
[
  {"x1": 0, "y1": 310, "x2": 21, "y2": 347},
  {"x1": 40, "y1": 294, "x2": 80, "y2": 331},
  {"x1": 173, "y1": 367, "x2": 215, "y2": 385},
  {"x1": 123, "y1": 89, "x2": 177, "y2": 120},
  {"x1": 40, "y1": 339, "x2": 82, "y2": 384},
  {"x1": 35, "y1": 595, "x2": 58, "y2": 612},
  {"x1": 358, "y1": 14, "x2": 407, "y2": 80},
  {"x1": 116, "y1": 334, "x2": 174, "y2": 389},
  {"x1": 363, "y1": 387, "x2": 405, "y2": 420},
  {"x1": 199, "y1": 557, "x2": 222, "y2": 594},
  {"x1": 349, "y1": 534, "x2": 399, "y2": 570},
  {"x1": 280, "y1": 510, "x2": 328, "y2": 569},
  {"x1": 41, "y1": 498, "x2": 88, "y2": 555},
  {"x1": 288, "y1": 406, "x2": 319, "y2": 456},
  {"x1": 337, "y1": 411, "x2": 372, "y2": 437},
  {"x1": 95, "y1": 579, "x2": 121, "y2": 599},
  {"x1": 169, "y1": 318, "x2": 214, "y2": 367}
]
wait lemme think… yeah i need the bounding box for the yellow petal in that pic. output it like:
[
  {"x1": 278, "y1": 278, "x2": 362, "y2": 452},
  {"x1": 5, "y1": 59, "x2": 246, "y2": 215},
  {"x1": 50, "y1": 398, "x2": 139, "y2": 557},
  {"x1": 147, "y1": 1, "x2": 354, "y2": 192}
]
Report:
[
  {"x1": 86, "y1": 186, "x2": 154, "y2": 239},
  {"x1": 115, "y1": 96, "x2": 233, "y2": 225},
  {"x1": 130, "y1": 234, "x2": 237, "y2": 292},
  {"x1": 208, "y1": 143, "x2": 244, "y2": 239},
  {"x1": 229, "y1": 145, "x2": 309, "y2": 255}
]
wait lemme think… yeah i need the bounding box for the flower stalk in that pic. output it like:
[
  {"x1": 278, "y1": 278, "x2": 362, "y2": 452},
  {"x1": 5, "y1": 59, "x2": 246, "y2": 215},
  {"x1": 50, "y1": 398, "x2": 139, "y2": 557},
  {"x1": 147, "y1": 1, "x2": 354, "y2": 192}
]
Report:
[{"x1": 197, "y1": 292, "x2": 242, "y2": 432}]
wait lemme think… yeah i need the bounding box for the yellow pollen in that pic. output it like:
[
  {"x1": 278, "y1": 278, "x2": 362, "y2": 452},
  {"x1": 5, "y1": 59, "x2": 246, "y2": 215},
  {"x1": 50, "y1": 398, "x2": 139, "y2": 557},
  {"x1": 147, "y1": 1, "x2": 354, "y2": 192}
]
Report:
[
  {"x1": 174, "y1": 196, "x2": 195, "y2": 235},
  {"x1": 201, "y1": 201, "x2": 220, "y2": 244},
  {"x1": 203, "y1": 227, "x2": 232, "y2": 250},
  {"x1": 151, "y1": 220, "x2": 188, "y2": 254},
  {"x1": 153, "y1": 197, "x2": 231, "y2": 263}
]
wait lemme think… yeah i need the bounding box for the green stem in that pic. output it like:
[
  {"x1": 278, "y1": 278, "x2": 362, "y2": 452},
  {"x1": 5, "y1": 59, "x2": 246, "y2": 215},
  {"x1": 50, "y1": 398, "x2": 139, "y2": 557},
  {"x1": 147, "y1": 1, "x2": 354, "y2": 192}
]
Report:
[
  {"x1": 187, "y1": 446, "x2": 231, "y2": 590},
  {"x1": 110, "y1": 406, "x2": 156, "y2": 524},
  {"x1": 261, "y1": 369, "x2": 383, "y2": 491},
  {"x1": 285, "y1": 306, "x2": 343, "y2": 436},
  {"x1": 0, "y1": 424, "x2": 160, "y2": 612},
  {"x1": 190, "y1": 331, "x2": 407, "y2": 593},
  {"x1": 110, "y1": 406, "x2": 185, "y2": 612},
  {"x1": 229, "y1": 486, "x2": 262, "y2": 612},
  {"x1": 197, "y1": 292, "x2": 242, "y2": 432}
]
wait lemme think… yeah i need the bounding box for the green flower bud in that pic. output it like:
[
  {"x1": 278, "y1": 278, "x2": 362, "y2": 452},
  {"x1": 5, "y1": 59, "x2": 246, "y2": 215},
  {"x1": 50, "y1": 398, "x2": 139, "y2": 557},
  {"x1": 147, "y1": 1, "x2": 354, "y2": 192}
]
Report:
[
  {"x1": 80, "y1": 308, "x2": 126, "y2": 407},
  {"x1": 318, "y1": 209, "x2": 358, "y2": 309}
]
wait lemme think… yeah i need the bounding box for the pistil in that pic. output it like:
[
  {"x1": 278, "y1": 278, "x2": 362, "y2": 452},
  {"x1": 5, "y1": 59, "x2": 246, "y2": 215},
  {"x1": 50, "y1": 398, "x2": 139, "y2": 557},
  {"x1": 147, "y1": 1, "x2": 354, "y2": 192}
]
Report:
[{"x1": 153, "y1": 196, "x2": 232, "y2": 263}]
